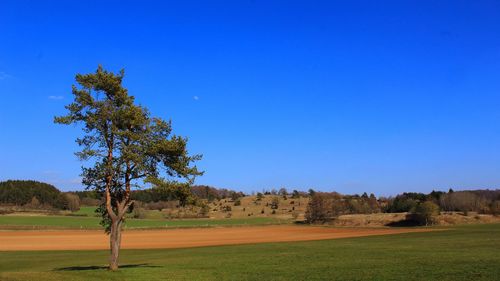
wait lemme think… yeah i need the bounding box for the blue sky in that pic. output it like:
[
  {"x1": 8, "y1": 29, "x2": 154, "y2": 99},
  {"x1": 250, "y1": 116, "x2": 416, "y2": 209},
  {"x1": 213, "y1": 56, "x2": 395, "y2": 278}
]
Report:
[{"x1": 1, "y1": 1, "x2": 499, "y2": 196}]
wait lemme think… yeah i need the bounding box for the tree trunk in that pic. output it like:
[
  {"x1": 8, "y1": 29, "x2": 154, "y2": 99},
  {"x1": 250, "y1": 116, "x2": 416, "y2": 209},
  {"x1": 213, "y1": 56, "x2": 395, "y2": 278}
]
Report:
[{"x1": 109, "y1": 219, "x2": 122, "y2": 271}]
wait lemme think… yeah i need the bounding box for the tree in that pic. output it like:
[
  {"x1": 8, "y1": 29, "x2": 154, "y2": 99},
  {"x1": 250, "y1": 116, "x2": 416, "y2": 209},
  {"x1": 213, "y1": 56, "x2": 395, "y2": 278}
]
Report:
[
  {"x1": 278, "y1": 188, "x2": 288, "y2": 196},
  {"x1": 411, "y1": 201, "x2": 440, "y2": 226},
  {"x1": 256, "y1": 192, "x2": 264, "y2": 201},
  {"x1": 65, "y1": 193, "x2": 81, "y2": 212},
  {"x1": 55, "y1": 66, "x2": 202, "y2": 270},
  {"x1": 308, "y1": 189, "x2": 316, "y2": 197},
  {"x1": 439, "y1": 191, "x2": 479, "y2": 215}
]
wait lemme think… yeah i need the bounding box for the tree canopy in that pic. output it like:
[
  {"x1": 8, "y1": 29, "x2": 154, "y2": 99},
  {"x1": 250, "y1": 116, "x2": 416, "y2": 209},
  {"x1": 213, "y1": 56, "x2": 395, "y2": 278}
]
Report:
[{"x1": 55, "y1": 65, "x2": 202, "y2": 270}]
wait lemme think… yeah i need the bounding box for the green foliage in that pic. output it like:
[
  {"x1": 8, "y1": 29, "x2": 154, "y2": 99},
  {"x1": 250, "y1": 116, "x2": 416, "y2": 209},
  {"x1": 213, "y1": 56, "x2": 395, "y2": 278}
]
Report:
[
  {"x1": 385, "y1": 195, "x2": 419, "y2": 213},
  {"x1": 308, "y1": 189, "x2": 316, "y2": 197},
  {"x1": 0, "y1": 180, "x2": 76, "y2": 210},
  {"x1": 410, "y1": 201, "x2": 440, "y2": 225},
  {"x1": 256, "y1": 192, "x2": 264, "y2": 201},
  {"x1": 55, "y1": 66, "x2": 203, "y2": 234}
]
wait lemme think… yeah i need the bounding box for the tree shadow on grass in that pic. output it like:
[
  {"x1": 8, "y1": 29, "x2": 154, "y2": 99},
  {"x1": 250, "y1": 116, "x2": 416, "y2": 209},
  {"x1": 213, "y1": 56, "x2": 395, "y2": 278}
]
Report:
[{"x1": 54, "y1": 263, "x2": 162, "y2": 271}]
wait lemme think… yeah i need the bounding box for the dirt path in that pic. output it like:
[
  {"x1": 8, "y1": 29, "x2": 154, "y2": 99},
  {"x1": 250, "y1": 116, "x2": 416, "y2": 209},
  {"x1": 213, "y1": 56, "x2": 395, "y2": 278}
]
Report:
[{"x1": 0, "y1": 226, "x2": 436, "y2": 251}]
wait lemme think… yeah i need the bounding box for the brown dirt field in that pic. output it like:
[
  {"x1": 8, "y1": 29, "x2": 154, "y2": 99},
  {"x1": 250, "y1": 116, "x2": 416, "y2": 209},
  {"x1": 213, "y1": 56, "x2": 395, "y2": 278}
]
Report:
[{"x1": 0, "y1": 225, "x2": 437, "y2": 251}]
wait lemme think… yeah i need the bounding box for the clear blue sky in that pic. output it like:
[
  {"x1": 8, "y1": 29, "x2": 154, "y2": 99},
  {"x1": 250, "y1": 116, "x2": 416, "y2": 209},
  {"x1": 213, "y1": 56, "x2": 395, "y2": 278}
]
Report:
[{"x1": 1, "y1": 1, "x2": 499, "y2": 196}]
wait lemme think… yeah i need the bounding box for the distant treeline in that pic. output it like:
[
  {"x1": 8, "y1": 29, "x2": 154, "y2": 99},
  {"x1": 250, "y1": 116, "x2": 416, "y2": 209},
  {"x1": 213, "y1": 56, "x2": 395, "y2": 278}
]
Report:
[
  {"x1": 384, "y1": 189, "x2": 500, "y2": 214},
  {"x1": 306, "y1": 189, "x2": 500, "y2": 223},
  {"x1": 191, "y1": 185, "x2": 245, "y2": 201},
  {"x1": 0, "y1": 180, "x2": 79, "y2": 210},
  {"x1": 3, "y1": 179, "x2": 499, "y2": 218},
  {"x1": 74, "y1": 185, "x2": 245, "y2": 204}
]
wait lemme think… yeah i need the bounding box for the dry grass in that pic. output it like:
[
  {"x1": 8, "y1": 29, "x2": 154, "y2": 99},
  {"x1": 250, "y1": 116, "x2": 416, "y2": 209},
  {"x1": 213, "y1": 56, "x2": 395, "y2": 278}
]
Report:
[
  {"x1": 206, "y1": 195, "x2": 309, "y2": 219},
  {"x1": 332, "y1": 212, "x2": 500, "y2": 227}
]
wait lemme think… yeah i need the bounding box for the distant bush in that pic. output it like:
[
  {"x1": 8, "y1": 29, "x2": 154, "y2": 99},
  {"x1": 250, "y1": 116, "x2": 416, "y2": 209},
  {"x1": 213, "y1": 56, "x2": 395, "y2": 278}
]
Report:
[
  {"x1": 198, "y1": 203, "x2": 210, "y2": 217},
  {"x1": 64, "y1": 193, "x2": 80, "y2": 212},
  {"x1": 410, "y1": 201, "x2": 440, "y2": 226},
  {"x1": 132, "y1": 207, "x2": 147, "y2": 219},
  {"x1": 256, "y1": 193, "x2": 264, "y2": 201},
  {"x1": 234, "y1": 199, "x2": 241, "y2": 206},
  {"x1": 270, "y1": 197, "x2": 279, "y2": 210},
  {"x1": 145, "y1": 201, "x2": 177, "y2": 211}
]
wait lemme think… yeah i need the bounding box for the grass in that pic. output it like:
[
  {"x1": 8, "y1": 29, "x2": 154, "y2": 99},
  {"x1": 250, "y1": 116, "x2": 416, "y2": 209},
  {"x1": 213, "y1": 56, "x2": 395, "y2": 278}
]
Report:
[
  {"x1": 0, "y1": 223, "x2": 499, "y2": 280},
  {"x1": 0, "y1": 215, "x2": 284, "y2": 230},
  {"x1": 71, "y1": 206, "x2": 99, "y2": 217},
  {"x1": 71, "y1": 206, "x2": 165, "y2": 219}
]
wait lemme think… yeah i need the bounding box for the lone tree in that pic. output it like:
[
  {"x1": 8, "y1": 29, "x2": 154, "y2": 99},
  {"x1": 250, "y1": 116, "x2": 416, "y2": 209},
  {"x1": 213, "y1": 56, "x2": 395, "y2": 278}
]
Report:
[{"x1": 55, "y1": 66, "x2": 202, "y2": 270}]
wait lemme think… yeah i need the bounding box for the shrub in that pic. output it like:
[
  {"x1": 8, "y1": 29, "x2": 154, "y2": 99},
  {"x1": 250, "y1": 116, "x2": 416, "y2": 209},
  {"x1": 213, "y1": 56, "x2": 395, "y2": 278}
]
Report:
[
  {"x1": 270, "y1": 197, "x2": 279, "y2": 210},
  {"x1": 132, "y1": 207, "x2": 147, "y2": 219},
  {"x1": 145, "y1": 201, "x2": 176, "y2": 211},
  {"x1": 65, "y1": 193, "x2": 80, "y2": 212},
  {"x1": 410, "y1": 201, "x2": 440, "y2": 226},
  {"x1": 234, "y1": 199, "x2": 241, "y2": 206},
  {"x1": 256, "y1": 192, "x2": 264, "y2": 201},
  {"x1": 198, "y1": 203, "x2": 210, "y2": 217}
]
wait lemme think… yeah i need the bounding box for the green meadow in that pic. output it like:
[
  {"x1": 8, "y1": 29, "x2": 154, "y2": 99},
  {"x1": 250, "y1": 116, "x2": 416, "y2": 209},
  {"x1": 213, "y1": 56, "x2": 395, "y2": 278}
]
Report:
[
  {"x1": 1, "y1": 223, "x2": 499, "y2": 281},
  {"x1": 0, "y1": 215, "x2": 283, "y2": 230}
]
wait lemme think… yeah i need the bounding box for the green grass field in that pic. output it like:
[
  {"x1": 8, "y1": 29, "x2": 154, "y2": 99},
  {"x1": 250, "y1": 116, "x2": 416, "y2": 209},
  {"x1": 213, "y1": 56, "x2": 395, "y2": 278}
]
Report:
[
  {"x1": 0, "y1": 215, "x2": 284, "y2": 229},
  {"x1": 71, "y1": 206, "x2": 100, "y2": 217},
  {"x1": 0, "y1": 223, "x2": 499, "y2": 281},
  {"x1": 72, "y1": 206, "x2": 165, "y2": 219}
]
